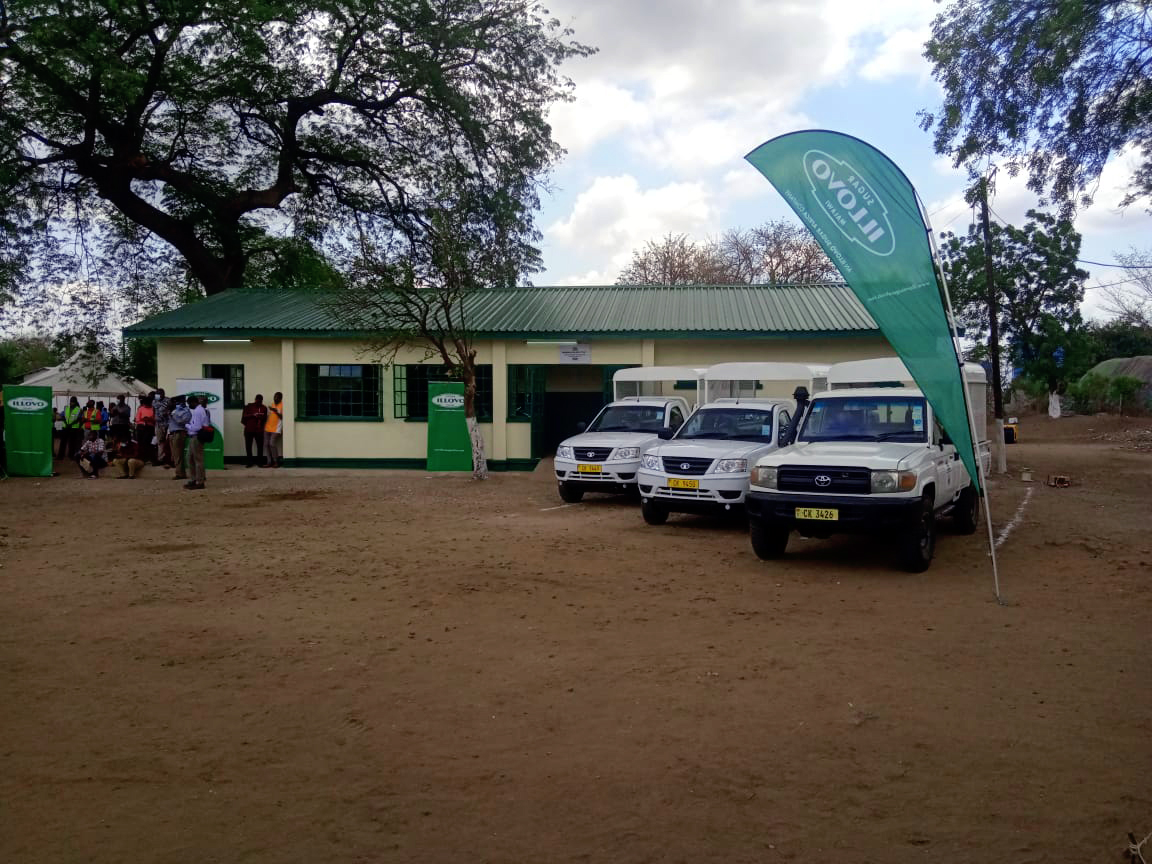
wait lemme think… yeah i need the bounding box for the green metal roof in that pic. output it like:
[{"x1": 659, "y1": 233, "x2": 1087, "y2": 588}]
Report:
[{"x1": 123, "y1": 284, "x2": 878, "y2": 340}]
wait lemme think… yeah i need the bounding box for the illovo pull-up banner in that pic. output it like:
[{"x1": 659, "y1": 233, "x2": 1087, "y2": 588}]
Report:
[
  {"x1": 2, "y1": 385, "x2": 54, "y2": 476},
  {"x1": 746, "y1": 130, "x2": 980, "y2": 490},
  {"x1": 176, "y1": 378, "x2": 225, "y2": 469},
  {"x1": 426, "y1": 381, "x2": 472, "y2": 471}
]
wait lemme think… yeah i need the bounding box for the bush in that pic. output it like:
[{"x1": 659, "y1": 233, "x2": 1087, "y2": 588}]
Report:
[
  {"x1": 1108, "y1": 376, "x2": 1143, "y2": 415},
  {"x1": 1064, "y1": 373, "x2": 1110, "y2": 414}
]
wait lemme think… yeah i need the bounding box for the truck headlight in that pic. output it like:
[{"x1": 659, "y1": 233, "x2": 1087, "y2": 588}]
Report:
[
  {"x1": 712, "y1": 458, "x2": 747, "y2": 474},
  {"x1": 556, "y1": 445, "x2": 574, "y2": 460},
  {"x1": 641, "y1": 453, "x2": 661, "y2": 470},
  {"x1": 871, "y1": 470, "x2": 917, "y2": 493},
  {"x1": 751, "y1": 466, "x2": 778, "y2": 488},
  {"x1": 612, "y1": 447, "x2": 641, "y2": 461}
]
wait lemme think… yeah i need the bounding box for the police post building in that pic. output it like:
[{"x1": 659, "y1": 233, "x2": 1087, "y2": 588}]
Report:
[{"x1": 124, "y1": 284, "x2": 894, "y2": 469}]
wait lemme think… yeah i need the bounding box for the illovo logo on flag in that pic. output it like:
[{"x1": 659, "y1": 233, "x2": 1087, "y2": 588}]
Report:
[
  {"x1": 746, "y1": 130, "x2": 981, "y2": 490},
  {"x1": 7, "y1": 397, "x2": 49, "y2": 412}
]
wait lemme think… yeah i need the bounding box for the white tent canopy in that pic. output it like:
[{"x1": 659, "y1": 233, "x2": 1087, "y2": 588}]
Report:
[{"x1": 21, "y1": 353, "x2": 153, "y2": 414}]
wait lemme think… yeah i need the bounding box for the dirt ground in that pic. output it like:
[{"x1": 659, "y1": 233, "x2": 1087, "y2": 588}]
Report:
[{"x1": 2, "y1": 415, "x2": 1150, "y2": 863}]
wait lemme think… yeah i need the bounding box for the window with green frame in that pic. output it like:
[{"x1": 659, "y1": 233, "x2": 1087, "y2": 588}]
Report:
[
  {"x1": 394, "y1": 364, "x2": 492, "y2": 421},
  {"x1": 296, "y1": 364, "x2": 382, "y2": 419},
  {"x1": 202, "y1": 364, "x2": 245, "y2": 409},
  {"x1": 507, "y1": 365, "x2": 544, "y2": 421}
]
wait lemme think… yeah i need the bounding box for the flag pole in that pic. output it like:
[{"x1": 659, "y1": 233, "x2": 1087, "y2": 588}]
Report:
[{"x1": 918, "y1": 198, "x2": 1003, "y2": 604}]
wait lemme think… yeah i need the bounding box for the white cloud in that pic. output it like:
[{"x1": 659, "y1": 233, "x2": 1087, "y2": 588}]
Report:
[
  {"x1": 546, "y1": 175, "x2": 718, "y2": 281},
  {"x1": 547, "y1": 80, "x2": 650, "y2": 157},
  {"x1": 860, "y1": 27, "x2": 931, "y2": 82}
]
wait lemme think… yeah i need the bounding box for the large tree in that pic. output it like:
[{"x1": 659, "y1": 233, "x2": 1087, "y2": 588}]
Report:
[
  {"x1": 940, "y1": 209, "x2": 1089, "y2": 391},
  {"x1": 922, "y1": 0, "x2": 1152, "y2": 213},
  {"x1": 327, "y1": 179, "x2": 533, "y2": 480},
  {"x1": 0, "y1": 0, "x2": 589, "y2": 298},
  {"x1": 615, "y1": 221, "x2": 835, "y2": 286},
  {"x1": 717, "y1": 220, "x2": 838, "y2": 284}
]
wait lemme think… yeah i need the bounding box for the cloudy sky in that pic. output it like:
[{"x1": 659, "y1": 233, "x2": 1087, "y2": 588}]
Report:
[{"x1": 533, "y1": 0, "x2": 1152, "y2": 318}]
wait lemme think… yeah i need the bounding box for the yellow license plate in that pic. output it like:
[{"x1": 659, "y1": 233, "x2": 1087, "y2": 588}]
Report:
[
  {"x1": 796, "y1": 507, "x2": 838, "y2": 521},
  {"x1": 668, "y1": 478, "x2": 699, "y2": 489},
  {"x1": 577, "y1": 464, "x2": 601, "y2": 473}
]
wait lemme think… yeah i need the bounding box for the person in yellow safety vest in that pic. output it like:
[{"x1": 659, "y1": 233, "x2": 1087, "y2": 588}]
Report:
[{"x1": 59, "y1": 396, "x2": 84, "y2": 460}]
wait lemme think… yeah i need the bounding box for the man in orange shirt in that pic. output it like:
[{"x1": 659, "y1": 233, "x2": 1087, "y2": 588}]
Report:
[{"x1": 262, "y1": 391, "x2": 284, "y2": 468}]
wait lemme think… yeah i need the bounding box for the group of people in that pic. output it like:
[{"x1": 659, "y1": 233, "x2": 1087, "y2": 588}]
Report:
[{"x1": 62, "y1": 389, "x2": 284, "y2": 489}]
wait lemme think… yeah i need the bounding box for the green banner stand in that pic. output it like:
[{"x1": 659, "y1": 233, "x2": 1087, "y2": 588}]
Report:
[
  {"x1": 176, "y1": 378, "x2": 225, "y2": 470},
  {"x1": 3, "y1": 385, "x2": 54, "y2": 477},
  {"x1": 426, "y1": 381, "x2": 472, "y2": 471}
]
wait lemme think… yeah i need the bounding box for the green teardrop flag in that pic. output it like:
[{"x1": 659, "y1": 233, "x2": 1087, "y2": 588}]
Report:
[{"x1": 746, "y1": 130, "x2": 980, "y2": 490}]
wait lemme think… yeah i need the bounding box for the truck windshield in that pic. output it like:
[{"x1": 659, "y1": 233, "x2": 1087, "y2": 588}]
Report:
[
  {"x1": 586, "y1": 404, "x2": 667, "y2": 433},
  {"x1": 676, "y1": 407, "x2": 776, "y2": 443},
  {"x1": 798, "y1": 396, "x2": 928, "y2": 443}
]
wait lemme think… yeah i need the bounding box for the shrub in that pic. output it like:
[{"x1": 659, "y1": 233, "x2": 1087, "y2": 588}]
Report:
[{"x1": 1108, "y1": 376, "x2": 1144, "y2": 415}]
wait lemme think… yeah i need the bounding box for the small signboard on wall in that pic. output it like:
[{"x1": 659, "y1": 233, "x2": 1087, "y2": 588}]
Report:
[{"x1": 558, "y1": 343, "x2": 591, "y2": 364}]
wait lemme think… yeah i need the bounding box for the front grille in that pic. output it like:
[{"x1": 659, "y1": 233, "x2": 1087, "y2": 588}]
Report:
[
  {"x1": 662, "y1": 456, "x2": 713, "y2": 476},
  {"x1": 574, "y1": 447, "x2": 614, "y2": 461},
  {"x1": 778, "y1": 466, "x2": 870, "y2": 494}
]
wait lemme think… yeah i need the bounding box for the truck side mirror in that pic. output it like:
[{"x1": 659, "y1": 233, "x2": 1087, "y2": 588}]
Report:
[
  {"x1": 575, "y1": 421, "x2": 587, "y2": 433},
  {"x1": 657, "y1": 426, "x2": 674, "y2": 440}
]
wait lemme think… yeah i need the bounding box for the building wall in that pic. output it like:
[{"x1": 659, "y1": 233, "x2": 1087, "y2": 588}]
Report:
[{"x1": 157, "y1": 333, "x2": 893, "y2": 465}]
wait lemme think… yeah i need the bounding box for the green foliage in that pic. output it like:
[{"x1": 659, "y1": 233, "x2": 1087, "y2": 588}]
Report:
[
  {"x1": 940, "y1": 209, "x2": 1089, "y2": 389},
  {"x1": 1085, "y1": 318, "x2": 1152, "y2": 361},
  {"x1": 1, "y1": 0, "x2": 592, "y2": 297},
  {"x1": 922, "y1": 0, "x2": 1152, "y2": 212},
  {"x1": 1108, "y1": 375, "x2": 1143, "y2": 414},
  {"x1": 0, "y1": 334, "x2": 62, "y2": 384},
  {"x1": 1064, "y1": 372, "x2": 1111, "y2": 414}
]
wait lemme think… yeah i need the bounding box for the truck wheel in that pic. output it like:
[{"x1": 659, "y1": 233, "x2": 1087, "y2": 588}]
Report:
[
  {"x1": 641, "y1": 498, "x2": 668, "y2": 525},
  {"x1": 557, "y1": 482, "x2": 584, "y2": 504},
  {"x1": 953, "y1": 484, "x2": 979, "y2": 534},
  {"x1": 899, "y1": 495, "x2": 936, "y2": 572},
  {"x1": 749, "y1": 520, "x2": 789, "y2": 560}
]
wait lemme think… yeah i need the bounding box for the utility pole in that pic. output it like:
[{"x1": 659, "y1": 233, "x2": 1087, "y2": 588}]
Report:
[{"x1": 978, "y1": 176, "x2": 1007, "y2": 474}]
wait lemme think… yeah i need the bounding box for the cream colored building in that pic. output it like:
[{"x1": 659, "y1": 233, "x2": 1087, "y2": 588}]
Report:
[{"x1": 125, "y1": 284, "x2": 893, "y2": 468}]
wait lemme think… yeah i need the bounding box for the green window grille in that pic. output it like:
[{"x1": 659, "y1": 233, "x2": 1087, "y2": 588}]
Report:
[
  {"x1": 296, "y1": 364, "x2": 382, "y2": 419},
  {"x1": 202, "y1": 364, "x2": 245, "y2": 409},
  {"x1": 507, "y1": 365, "x2": 545, "y2": 421},
  {"x1": 394, "y1": 364, "x2": 492, "y2": 421}
]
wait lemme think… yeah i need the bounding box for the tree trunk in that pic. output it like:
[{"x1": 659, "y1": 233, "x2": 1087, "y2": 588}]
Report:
[
  {"x1": 461, "y1": 361, "x2": 489, "y2": 480},
  {"x1": 467, "y1": 415, "x2": 489, "y2": 480}
]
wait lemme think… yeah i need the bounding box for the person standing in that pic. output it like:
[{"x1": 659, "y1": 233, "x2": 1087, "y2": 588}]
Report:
[
  {"x1": 109, "y1": 394, "x2": 131, "y2": 443},
  {"x1": 241, "y1": 394, "x2": 268, "y2": 468},
  {"x1": 153, "y1": 389, "x2": 171, "y2": 466},
  {"x1": 59, "y1": 396, "x2": 83, "y2": 460},
  {"x1": 135, "y1": 395, "x2": 156, "y2": 463},
  {"x1": 168, "y1": 395, "x2": 191, "y2": 480},
  {"x1": 82, "y1": 399, "x2": 99, "y2": 436},
  {"x1": 185, "y1": 395, "x2": 210, "y2": 490},
  {"x1": 263, "y1": 391, "x2": 284, "y2": 468},
  {"x1": 96, "y1": 401, "x2": 110, "y2": 440}
]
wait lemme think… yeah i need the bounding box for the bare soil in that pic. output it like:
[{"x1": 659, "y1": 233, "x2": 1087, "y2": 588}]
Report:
[{"x1": 2, "y1": 416, "x2": 1151, "y2": 863}]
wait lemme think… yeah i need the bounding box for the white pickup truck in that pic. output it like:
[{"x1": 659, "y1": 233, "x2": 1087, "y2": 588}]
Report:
[
  {"x1": 555, "y1": 396, "x2": 692, "y2": 503},
  {"x1": 744, "y1": 359, "x2": 990, "y2": 572},
  {"x1": 635, "y1": 397, "x2": 794, "y2": 524}
]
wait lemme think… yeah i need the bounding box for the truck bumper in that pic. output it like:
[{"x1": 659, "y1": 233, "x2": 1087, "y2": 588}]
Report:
[
  {"x1": 745, "y1": 491, "x2": 922, "y2": 533},
  {"x1": 636, "y1": 469, "x2": 749, "y2": 512},
  {"x1": 556, "y1": 459, "x2": 639, "y2": 491}
]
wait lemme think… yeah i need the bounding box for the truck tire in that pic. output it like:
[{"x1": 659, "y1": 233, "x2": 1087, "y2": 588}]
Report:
[
  {"x1": 899, "y1": 495, "x2": 936, "y2": 573},
  {"x1": 749, "y1": 520, "x2": 789, "y2": 560},
  {"x1": 557, "y1": 482, "x2": 584, "y2": 504},
  {"x1": 641, "y1": 498, "x2": 668, "y2": 525},
  {"x1": 953, "y1": 484, "x2": 979, "y2": 534}
]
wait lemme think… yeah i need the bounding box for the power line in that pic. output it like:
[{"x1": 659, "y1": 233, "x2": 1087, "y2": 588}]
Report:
[{"x1": 982, "y1": 203, "x2": 1152, "y2": 271}]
